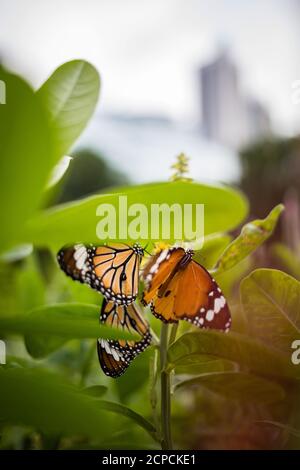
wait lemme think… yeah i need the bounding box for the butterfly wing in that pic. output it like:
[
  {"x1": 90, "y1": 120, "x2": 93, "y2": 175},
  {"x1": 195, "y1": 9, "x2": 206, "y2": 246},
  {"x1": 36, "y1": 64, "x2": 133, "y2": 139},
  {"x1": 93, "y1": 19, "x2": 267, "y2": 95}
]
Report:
[
  {"x1": 97, "y1": 300, "x2": 151, "y2": 378},
  {"x1": 150, "y1": 257, "x2": 231, "y2": 332},
  {"x1": 174, "y1": 260, "x2": 231, "y2": 331},
  {"x1": 57, "y1": 243, "x2": 143, "y2": 305},
  {"x1": 93, "y1": 244, "x2": 142, "y2": 304},
  {"x1": 57, "y1": 244, "x2": 92, "y2": 284},
  {"x1": 149, "y1": 271, "x2": 180, "y2": 323},
  {"x1": 97, "y1": 339, "x2": 130, "y2": 378},
  {"x1": 142, "y1": 248, "x2": 185, "y2": 308}
]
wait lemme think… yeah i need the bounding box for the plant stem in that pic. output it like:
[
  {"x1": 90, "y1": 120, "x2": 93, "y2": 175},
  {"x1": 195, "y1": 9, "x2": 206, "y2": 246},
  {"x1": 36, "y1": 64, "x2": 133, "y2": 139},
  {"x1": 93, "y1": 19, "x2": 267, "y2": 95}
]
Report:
[
  {"x1": 160, "y1": 323, "x2": 173, "y2": 450},
  {"x1": 150, "y1": 327, "x2": 160, "y2": 345},
  {"x1": 169, "y1": 323, "x2": 178, "y2": 345},
  {"x1": 149, "y1": 347, "x2": 160, "y2": 437}
]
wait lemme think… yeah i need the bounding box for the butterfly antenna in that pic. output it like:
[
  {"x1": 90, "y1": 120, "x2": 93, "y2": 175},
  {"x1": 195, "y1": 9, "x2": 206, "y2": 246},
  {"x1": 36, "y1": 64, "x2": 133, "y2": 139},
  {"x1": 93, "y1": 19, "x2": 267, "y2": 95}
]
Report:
[{"x1": 143, "y1": 242, "x2": 151, "y2": 256}]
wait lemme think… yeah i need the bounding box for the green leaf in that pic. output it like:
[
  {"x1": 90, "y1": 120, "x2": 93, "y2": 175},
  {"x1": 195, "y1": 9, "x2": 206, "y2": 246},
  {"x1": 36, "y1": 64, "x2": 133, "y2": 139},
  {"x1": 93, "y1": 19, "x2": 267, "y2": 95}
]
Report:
[
  {"x1": 174, "y1": 355, "x2": 236, "y2": 375},
  {"x1": 5, "y1": 355, "x2": 36, "y2": 369},
  {"x1": 37, "y1": 60, "x2": 100, "y2": 159},
  {"x1": 0, "y1": 68, "x2": 53, "y2": 253},
  {"x1": 0, "y1": 368, "x2": 157, "y2": 442},
  {"x1": 0, "y1": 303, "x2": 138, "y2": 359},
  {"x1": 240, "y1": 268, "x2": 300, "y2": 352},
  {"x1": 25, "y1": 333, "x2": 67, "y2": 359},
  {"x1": 15, "y1": 256, "x2": 45, "y2": 314},
  {"x1": 23, "y1": 181, "x2": 248, "y2": 248},
  {"x1": 83, "y1": 385, "x2": 108, "y2": 398},
  {"x1": 167, "y1": 330, "x2": 298, "y2": 381},
  {"x1": 97, "y1": 400, "x2": 157, "y2": 441},
  {"x1": 114, "y1": 347, "x2": 154, "y2": 403},
  {"x1": 215, "y1": 204, "x2": 284, "y2": 274},
  {"x1": 0, "y1": 368, "x2": 114, "y2": 439},
  {"x1": 193, "y1": 233, "x2": 232, "y2": 269},
  {"x1": 174, "y1": 371, "x2": 285, "y2": 404}
]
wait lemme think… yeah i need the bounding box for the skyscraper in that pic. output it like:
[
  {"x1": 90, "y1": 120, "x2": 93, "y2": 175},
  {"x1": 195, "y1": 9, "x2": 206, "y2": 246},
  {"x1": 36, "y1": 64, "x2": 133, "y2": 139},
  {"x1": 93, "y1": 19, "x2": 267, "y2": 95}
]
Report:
[{"x1": 200, "y1": 50, "x2": 270, "y2": 149}]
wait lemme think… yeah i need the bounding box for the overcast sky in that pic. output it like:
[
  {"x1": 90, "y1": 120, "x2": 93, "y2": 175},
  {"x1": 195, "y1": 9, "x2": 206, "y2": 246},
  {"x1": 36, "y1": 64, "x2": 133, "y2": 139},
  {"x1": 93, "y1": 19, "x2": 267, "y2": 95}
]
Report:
[{"x1": 1, "y1": 0, "x2": 300, "y2": 134}]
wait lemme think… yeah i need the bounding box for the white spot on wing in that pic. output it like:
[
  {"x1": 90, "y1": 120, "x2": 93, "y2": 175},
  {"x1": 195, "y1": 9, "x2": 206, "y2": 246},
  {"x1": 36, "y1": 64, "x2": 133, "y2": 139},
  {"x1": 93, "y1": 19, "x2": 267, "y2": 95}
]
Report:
[
  {"x1": 74, "y1": 245, "x2": 86, "y2": 259},
  {"x1": 111, "y1": 348, "x2": 120, "y2": 361},
  {"x1": 149, "y1": 249, "x2": 169, "y2": 275},
  {"x1": 74, "y1": 245, "x2": 88, "y2": 270},
  {"x1": 214, "y1": 297, "x2": 223, "y2": 314},
  {"x1": 206, "y1": 310, "x2": 214, "y2": 321}
]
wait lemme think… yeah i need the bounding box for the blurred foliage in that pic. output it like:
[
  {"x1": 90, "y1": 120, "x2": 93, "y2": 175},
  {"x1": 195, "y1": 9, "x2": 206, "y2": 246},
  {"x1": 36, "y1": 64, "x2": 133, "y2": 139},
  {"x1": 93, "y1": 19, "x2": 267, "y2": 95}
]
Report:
[
  {"x1": 239, "y1": 136, "x2": 300, "y2": 219},
  {"x1": 56, "y1": 148, "x2": 128, "y2": 204},
  {"x1": 272, "y1": 243, "x2": 300, "y2": 279},
  {"x1": 1, "y1": 60, "x2": 300, "y2": 451}
]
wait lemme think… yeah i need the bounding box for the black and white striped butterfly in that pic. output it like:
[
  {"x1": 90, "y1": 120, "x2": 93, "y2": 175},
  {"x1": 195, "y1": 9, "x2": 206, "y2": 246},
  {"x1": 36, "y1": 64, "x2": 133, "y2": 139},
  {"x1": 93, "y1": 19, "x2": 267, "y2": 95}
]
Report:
[{"x1": 57, "y1": 242, "x2": 144, "y2": 305}]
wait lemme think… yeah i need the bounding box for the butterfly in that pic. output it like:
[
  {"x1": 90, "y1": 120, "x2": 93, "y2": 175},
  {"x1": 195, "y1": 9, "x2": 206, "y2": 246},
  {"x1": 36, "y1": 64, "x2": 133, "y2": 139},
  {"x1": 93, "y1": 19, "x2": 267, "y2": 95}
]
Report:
[
  {"x1": 57, "y1": 242, "x2": 144, "y2": 305},
  {"x1": 97, "y1": 300, "x2": 151, "y2": 377},
  {"x1": 142, "y1": 247, "x2": 231, "y2": 332}
]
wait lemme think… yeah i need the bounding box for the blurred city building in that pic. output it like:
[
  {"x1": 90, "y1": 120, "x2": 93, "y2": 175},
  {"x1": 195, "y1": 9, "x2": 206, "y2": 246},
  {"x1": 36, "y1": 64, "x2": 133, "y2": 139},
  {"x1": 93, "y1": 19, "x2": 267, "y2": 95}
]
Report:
[{"x1": 200, "y1": 50, "x2": 271, "y2": 149}]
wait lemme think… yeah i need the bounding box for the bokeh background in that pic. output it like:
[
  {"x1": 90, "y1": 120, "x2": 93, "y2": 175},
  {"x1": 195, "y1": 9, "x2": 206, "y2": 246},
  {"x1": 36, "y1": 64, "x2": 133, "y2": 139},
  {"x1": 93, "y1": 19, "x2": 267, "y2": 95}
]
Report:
[
  {"x1": 1, "y1": 0, "x2": 300, "y2": 451},
  {"x1": 2, "y1": 0, "x2": 300, "y2": 264},
  {"x1": 1, "y1": 0, "x2": 300, "y2": 191}
]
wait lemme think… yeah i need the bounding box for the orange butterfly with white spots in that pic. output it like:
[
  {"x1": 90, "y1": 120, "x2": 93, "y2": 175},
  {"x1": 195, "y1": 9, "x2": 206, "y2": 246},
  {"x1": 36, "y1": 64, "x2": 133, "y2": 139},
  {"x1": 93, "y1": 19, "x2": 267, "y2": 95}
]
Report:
[{"x1": 142, "y1": 247, "x2": 231, "y2": 332}]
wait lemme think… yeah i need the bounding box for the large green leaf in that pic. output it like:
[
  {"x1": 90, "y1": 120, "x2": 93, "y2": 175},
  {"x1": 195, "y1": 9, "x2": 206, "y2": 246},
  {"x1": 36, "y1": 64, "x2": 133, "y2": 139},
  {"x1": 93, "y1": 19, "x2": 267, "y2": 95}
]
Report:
[
  {"x1": 83, "y1": 385, "x2": 108, "y2": 398},
  {"x1": 23, "y1": 181, "x2": 248, "y2": 248},
  {"x1": 37, "y1": 60, "x2": 100, "y2": 158},
  {"x1": 0, "y1": 368, "x2": 114, "y2": 439},
  {"x1": 0, "y1": 368, "x2": 155, "y2": 440},
  {"x1": 174, "y1": 371, "x2": 285, "y2": 404},
  {"x1": 97, "y1": 400, "x2": 157, "y2": 441},
  {"x1": 0, "y1": 303, "x2": 138, "y2": 358},
  {"x1": 167, "y1": 330, "x2": 298, "y2": 381},
  {"x1": 174, "y1": 355, "x2": 236, "y2": 375},
  {"x1": 215, "y1": 204, "x2": 284, "y2": 274},
  {"x1": 0, "y1": 68, "x2": 53, "y2": 252},
  {"x1": 240, "y1": 269, "x2": 300, "y2": 352}
]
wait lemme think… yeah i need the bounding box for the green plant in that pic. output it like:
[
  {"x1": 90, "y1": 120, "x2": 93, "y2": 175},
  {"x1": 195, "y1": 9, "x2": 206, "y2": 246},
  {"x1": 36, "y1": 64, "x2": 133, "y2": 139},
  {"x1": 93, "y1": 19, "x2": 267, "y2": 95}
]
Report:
[{"x1": 0, "y1": 62, "x2": 299, "y2": 450}]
